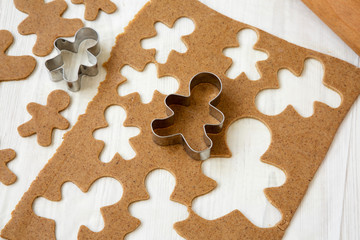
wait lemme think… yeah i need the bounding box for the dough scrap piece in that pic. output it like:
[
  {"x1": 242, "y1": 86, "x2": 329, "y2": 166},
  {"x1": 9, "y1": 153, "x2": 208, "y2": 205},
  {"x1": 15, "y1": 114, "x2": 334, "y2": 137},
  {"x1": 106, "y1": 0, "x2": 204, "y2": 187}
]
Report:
[
  {"x1": 0, "y1": 149, "x2": 17, "y2": 186},
  {"x1": 2, "y1": 0, "x2": 360, "y2": 239},
  {"x1": 18, "y1": 90, "x2": 71, "y2": 147},
  {"x1": 71, "y1": 0, "x2": 117, "y2": 21},
  {"x1": 0, "y1": 30, "x2": 36, "y2": 81},
  {"x1": 14, "y1": 0, "x2": 84, "y2": 56}
]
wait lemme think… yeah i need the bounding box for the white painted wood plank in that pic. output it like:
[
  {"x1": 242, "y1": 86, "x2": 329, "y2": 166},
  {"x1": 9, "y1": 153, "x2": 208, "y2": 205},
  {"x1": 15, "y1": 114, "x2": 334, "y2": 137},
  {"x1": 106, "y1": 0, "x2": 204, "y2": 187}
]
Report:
[{"x1": 0, "y1": 0, "x2": 359, "y2": 239}]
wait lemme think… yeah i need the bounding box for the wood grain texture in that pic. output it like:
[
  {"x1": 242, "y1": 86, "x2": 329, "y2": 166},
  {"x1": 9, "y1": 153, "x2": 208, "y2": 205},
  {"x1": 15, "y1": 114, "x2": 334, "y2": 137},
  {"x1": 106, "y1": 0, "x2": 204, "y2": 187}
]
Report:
[
  {"x1": 0, "y1": 0, "x2": 359, "y2": 239},
  {"x1": 301, "y1": 0, "x2": 360, "y2": 56},
  {"x1": 2, "y1": 0, "x2": 360, "y2": 239}
]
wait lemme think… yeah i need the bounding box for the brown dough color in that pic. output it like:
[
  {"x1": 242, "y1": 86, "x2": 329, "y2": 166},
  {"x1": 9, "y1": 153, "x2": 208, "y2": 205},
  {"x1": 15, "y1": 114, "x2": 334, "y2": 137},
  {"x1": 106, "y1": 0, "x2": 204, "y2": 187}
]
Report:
[
  {"x1": 0, "y1": 149, "x2": 17, "y2": 186},
  {"x1": 71, "y1": 0, "x2": 117, "y2": 21},
  {"x1": 14, "y1": 0, "x2": 84, "y2": 56},
  {"x1": 18, "y1": 90, "x2": 71, "y2": 147},
  {"x1": 0, "y1": 30, "x2": 36, "y2": 81},
  {"x1": 2, "y1": 0, "x2": 360, "y2": 239}
]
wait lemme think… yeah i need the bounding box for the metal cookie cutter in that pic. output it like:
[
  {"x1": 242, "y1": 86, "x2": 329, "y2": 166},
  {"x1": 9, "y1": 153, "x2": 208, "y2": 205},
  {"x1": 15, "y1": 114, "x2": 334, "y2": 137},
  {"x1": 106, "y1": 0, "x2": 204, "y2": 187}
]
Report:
[
  {"x1": 45, "y1": 27, "x2": 100, "y2": 92},
  {"x1": 151, "y1": 72, "x2": 225, "y2": 161}
]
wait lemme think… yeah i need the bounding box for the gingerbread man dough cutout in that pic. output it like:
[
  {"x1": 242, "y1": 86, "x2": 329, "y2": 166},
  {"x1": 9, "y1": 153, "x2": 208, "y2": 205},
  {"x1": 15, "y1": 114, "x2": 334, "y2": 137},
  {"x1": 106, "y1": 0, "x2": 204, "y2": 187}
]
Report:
[
  {"x1": 71, "y1": 0, "x2": 117, "y2": 21},
  {"x1": 14, "y1": 0, "x2": 84, "y2": 56},
  {"x1": 0, "y1": 149, "x2": 17, "y2": 186},
  {"x1": 0, "y1": 30, "x2": 36, "y2": 82},
  {"x1": 18, "y1": 90, "x2": 71, "y2": 147}
]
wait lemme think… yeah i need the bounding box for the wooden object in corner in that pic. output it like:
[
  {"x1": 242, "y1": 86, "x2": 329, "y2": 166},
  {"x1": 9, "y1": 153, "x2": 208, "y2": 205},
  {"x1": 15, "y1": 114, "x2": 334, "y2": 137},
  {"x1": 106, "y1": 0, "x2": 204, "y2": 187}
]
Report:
[{"x1": 302, "y1": 0, "x2": 360, "y2": 56}]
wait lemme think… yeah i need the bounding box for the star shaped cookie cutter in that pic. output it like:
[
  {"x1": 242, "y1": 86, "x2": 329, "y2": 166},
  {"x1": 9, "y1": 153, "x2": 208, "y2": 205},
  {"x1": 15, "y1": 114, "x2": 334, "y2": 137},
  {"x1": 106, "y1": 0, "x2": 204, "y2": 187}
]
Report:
[
  {"x1": 45, "y1": 27, "x2": 100, "y2": 92},
  {"x1": 151, "y1": 72, "x2": 225, "y2": 160}
]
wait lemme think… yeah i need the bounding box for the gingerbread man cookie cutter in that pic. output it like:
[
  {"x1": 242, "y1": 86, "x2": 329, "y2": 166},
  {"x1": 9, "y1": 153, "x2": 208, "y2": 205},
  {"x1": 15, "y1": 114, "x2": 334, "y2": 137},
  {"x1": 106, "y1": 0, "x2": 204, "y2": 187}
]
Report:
[
  {"x1": 45, "y1": 27, "x2": 100, "y2": 92},
  {"x1": 151, "y1": 72, "x2": 225, "y2": 160}
]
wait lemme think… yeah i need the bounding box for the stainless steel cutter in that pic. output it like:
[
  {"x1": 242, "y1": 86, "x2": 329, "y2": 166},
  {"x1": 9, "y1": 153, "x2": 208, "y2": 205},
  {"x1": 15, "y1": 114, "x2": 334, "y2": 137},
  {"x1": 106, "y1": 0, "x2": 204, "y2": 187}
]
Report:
[
  {"x1": 45, "y1": 27, "x2": 100, "y2": 92},
  {"x1": 151, "y1": 72, "x2": 225, "y2": 160}
]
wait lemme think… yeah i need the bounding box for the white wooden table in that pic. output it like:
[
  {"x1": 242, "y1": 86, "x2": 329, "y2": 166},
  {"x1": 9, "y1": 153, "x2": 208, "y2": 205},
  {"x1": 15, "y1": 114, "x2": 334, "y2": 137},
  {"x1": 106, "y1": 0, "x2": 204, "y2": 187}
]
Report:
[{"x1": 0, "y1": 0, "x2": 359, "y2": 239}]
